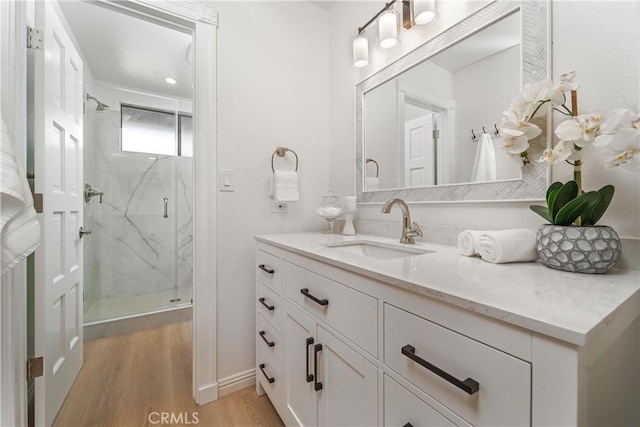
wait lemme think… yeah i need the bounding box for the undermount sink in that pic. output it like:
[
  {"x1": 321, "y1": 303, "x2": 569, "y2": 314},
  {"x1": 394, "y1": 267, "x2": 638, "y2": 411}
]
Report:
[{"x1": 322, "y1": 240, "x2": 434, "y2": 260}]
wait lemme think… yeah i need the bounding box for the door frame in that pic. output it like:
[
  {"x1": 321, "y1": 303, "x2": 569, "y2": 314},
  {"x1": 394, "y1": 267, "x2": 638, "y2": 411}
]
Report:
[
  {"x1": 90, "y1": 0, "x2": 220, "y2": 406},
  {"x1": 2, "y1": 2, "x2": 219, "y2": 423}
]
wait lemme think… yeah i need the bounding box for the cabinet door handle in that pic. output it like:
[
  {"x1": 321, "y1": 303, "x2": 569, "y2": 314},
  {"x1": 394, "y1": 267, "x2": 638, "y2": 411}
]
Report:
[
  {"x1": 258, "y1": 264, "x2": 275, "y2": 274},
  {"x1": 258, "y1": 297, "x2": 275, "y2": 311},
  {"x1": 259, "y1": 363, "x2": 275, "y2": 384},
  {"x1": 314, "y1": 343, "x2": 323, "y2": 391},
  {"x1": 401, "y1": 344, "x2": 479, "y2": 395},
  {"x1": 259, "y1": 330, "x2": 275, "y2": 347},
  {"x1": 300, "y1": 288, "x2": 329, "y2": 306},
  {"x1": 403, "y1": 424, "x2": 414, "y2": 427},
  {"x1": 306, "y1": 337, "x2": 314, "y2": 383}
]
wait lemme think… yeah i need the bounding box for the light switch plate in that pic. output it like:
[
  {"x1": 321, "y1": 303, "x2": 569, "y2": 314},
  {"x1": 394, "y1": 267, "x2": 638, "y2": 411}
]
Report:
[{"x1": 219, "y1": 169, "x2": 234, "y2": 192}]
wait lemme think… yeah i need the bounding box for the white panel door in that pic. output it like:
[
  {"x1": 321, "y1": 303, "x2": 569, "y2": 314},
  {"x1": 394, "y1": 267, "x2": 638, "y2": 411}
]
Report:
[
  {"x1": 316, "y1": 327, "x2": 378, "y2": 427},
  {"x1": 284, "y1": 302, "x2": 317, "y2": 427},
  {"x1": 404, "y1": 114, "x2": 435, "y2": 187},
  {"x1": 33, "y1": 1, "x2": 84, "y2": 426}
]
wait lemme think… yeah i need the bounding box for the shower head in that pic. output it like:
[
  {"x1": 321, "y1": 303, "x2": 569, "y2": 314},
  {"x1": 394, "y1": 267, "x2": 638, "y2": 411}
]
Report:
[{"x1": 86, "y1": 93, "x2": 109, "y2": 111}]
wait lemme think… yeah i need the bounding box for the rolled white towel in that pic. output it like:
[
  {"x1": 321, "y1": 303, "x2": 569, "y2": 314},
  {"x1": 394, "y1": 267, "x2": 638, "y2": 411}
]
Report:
[
  {"x1": 477, "y1": 229, "x2": 538, "y2": 264},
  {"x1": 457, "y1": 230, "x2": 482, "y2": 256}
]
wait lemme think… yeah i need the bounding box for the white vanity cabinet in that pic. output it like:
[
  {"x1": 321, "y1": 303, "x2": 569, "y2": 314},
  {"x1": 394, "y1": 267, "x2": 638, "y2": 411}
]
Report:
[
  {"x1": 283, "y1": 302, "x2": 378, "y2": 427},
  {"x1": 256, "y1": 235, "x2": 640, "y2": 427}
]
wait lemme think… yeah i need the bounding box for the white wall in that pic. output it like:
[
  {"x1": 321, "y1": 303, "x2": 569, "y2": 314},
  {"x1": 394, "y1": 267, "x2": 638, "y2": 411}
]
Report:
[
  {"x1": 452, "y1": 45, "x2": 520, "y2": 182},
  {"x1": 213, "y1": 1, "x2": 330, "y2": 380},
  {"x1": 329, "y1": 1, "x2": 640, "y2": 240}
]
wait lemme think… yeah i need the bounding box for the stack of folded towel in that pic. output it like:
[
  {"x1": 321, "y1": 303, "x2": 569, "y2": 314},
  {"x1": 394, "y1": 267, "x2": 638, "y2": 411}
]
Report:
[
  {"x1": 270, "y1": 170, "x2": 299, "y2": 202},
  {"x1": 457, "y1": 229, "x2": 538, "y2": 264}
]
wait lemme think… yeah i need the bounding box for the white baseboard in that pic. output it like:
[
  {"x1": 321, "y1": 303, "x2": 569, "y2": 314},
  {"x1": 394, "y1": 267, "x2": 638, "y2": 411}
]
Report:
[
  {"x1": 218, "y1": 368, "x2": 256, "y2": 397},
  {"x1": 196, "y1": 383, "x2": 218, "y2": 406}
]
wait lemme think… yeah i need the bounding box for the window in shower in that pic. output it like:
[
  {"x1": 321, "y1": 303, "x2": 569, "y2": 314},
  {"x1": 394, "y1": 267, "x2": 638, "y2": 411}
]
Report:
[{"x1": 121, "y1": 104, "x2": 193, "y2": 157}]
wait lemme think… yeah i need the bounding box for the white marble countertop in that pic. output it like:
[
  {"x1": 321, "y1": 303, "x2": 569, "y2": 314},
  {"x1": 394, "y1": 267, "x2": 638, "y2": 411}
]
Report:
[{"x1": 255, "y1": 232, "x2": 640, "y2": 346}]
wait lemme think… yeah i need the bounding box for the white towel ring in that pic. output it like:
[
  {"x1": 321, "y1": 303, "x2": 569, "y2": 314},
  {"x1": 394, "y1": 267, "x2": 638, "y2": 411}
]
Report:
[{"x1": 271, "y1": 146, "x2": 299, "y2": 172}]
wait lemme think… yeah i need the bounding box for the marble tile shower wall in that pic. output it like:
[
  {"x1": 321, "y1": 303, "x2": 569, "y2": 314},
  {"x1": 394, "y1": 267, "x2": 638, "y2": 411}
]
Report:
[{"x1": 83, "y1": 109, "x2": 193, "y2": 314}]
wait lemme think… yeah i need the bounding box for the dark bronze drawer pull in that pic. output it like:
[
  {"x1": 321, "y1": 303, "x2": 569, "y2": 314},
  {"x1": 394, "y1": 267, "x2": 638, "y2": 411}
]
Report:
[
  {"x1": 300, "y1": 288, "x2": 329, "y2": 306},
  {"x1": 258, "y1": 264, "x2": 275, "y2": 274},
  {"x1": 403, "y1": 424, "x2": 414, "y2": 427},
  {"x1": 258, "y1": 297, "x2": 275, "y2": 311},
  {"x1": 314, "y1": 343, "x2": 323, "y2": 391},
  {"x1": 259, "y1": 330, "x2": 275, "y2": 347},
  {"x1": 306, "y1": 337, "x2": 314, "y2": 383},
  {"x1": 401, "y1": 344, "x2": 479, "y2": 395},
  {"x1": 259, "y1": 363, "x2": 275, "y2": 384}
]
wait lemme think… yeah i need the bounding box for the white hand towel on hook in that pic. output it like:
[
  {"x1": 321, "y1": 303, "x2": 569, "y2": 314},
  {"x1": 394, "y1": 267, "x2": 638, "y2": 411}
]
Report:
[
  {"x1": 365, "y1": 177, "x2": 379, "y2": 190},
  {"x1": 477, "y1": 229, "x2": 538, "y2": 264},
  {"x1": 1, "y1": 114, "x2": 41, "y2": 274},
  {"x1": 470, "y1": 133, "x2": 497, "y2": 182},
  {"x1": 271, "y1": 170, "x2": 299, "y2": 202}
]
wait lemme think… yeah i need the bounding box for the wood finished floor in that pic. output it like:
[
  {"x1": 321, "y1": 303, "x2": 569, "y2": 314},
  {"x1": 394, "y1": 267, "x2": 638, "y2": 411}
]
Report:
[{"x1": 53, "y1": 321, "x2": 284, "y2": 427}]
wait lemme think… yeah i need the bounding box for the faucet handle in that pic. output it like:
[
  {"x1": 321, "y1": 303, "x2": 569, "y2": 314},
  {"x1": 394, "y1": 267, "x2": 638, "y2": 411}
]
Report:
[{"x1": 411, "y1": 222, "x2": 423, "y2": 238}]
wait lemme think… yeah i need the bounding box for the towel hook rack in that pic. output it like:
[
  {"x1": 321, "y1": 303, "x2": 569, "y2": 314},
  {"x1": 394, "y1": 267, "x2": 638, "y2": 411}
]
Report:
[
  {"x1": 471, "y1": 124, "x2": 500, "y2": 141},
  {"x1": 271, "y1": 146, "x2": 299, "y2": 172},
  {"x1": 365, "y1": 158, "x2": 379, "y2": 178}
]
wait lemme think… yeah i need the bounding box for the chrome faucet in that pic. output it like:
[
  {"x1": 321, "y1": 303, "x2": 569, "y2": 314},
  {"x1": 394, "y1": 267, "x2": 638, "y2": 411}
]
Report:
[{"x1": 381, "y1": 198, "x2": 423, "y2": 244}]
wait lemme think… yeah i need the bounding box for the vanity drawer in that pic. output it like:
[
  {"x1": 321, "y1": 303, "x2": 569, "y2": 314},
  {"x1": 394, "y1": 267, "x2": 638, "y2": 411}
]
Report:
[
  {"x1": 256, "y1": 250, "x2": 281, "y2": 291},
  {"x1": 384, "y1": 375, "x2": 459, "y2": 427},
  {"x1": 257, "y1": 281, "x2": 282, "y2": 331},
  {"x1": 257, "y1": 313, "x2": 283, "y2": 367},
  {"x1": 256, "y1": 354, "x2": 284, "y2": 409},
  {"x1": 282, "y1": 261, "x2": 378, "y2": 357},
  {"x1": 384, "y1": 304, "x2": 531, "y2": 426}
]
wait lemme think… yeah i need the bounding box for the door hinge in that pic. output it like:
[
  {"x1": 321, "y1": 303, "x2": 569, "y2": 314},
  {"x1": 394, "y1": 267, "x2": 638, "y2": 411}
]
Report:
[
  {"x1": 33, "y1": 193, "x2": 43, "y2": 214},
  {"x1": 27, "y1": 26, "x2": 43, "y2": 50},
  {"x1": 432, "y1": 129, "x2": 440, "y2": 140},
  {"x1": 27, "y1": 357, "x2": 44, "y2": 381}
]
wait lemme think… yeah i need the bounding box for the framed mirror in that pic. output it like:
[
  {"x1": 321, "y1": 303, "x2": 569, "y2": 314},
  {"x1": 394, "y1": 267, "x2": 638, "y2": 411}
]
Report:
[{"x1": 356, "y1": 0, "x2": 550, "y2": 203}]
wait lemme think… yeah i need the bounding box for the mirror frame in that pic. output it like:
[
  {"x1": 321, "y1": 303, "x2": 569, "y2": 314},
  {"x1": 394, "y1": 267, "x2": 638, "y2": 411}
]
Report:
[{"x1": 356, "y1": 0, "x2": 550, "y2": 203}]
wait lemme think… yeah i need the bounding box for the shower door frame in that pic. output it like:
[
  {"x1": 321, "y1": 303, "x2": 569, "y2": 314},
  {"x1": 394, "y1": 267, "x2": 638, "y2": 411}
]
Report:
[{"x1": 92, "y1": 0, "x2": 220, "y2": 406}]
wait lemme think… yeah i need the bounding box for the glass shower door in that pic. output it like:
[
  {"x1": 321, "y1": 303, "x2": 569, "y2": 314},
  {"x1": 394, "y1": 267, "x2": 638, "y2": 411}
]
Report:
[{"x1": 83, "y1": 82, "x2": 193, "y2": 324}]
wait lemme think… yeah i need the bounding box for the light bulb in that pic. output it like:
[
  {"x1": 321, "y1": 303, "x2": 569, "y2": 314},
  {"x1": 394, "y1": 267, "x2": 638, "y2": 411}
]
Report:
[
  {"x1": 378, "y1": 10, "x2": 399, "y2": 49},
  {"x1": 353, "y1": 35, "x2": 369, "y2": 68},
  {"x1": 414, "y1": 0, "x2": 438, "y2": 25}
]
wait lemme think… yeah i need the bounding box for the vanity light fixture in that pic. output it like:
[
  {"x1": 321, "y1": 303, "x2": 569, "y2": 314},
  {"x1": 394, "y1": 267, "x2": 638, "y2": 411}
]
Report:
[
  {"x1": 165, "y1": 77, "x2": 177, "y2": 85},
  {"x1": 352, "y1": 34, "x2": 369, "y2": 68},
  {"x1": 353, "y1": 0, "x2": 438, "y2": 67},
  {"x1": 404, "y1": 0, "x2": 438, "y2": 27},
  {"x1": 378, "y1": 8, "x2": 399, "y2": 48}
]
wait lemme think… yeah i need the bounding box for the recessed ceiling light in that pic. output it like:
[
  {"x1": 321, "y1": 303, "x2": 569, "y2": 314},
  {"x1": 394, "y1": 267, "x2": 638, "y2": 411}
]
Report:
[{"x1": 165, "y1": 77, "x2": 177, "y2": 85}]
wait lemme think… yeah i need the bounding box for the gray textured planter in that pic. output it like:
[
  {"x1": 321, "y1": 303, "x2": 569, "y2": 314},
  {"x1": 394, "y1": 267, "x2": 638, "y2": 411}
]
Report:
[{"x1": 536, "y1": 225, "x2": 621, "y2": 274}]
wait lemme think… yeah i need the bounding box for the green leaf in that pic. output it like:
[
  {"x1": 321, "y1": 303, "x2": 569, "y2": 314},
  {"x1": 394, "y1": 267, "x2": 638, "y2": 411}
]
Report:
[
  {"x1": 551, "y1": 181, "x2": 579, "y2": 220},
  {"x1": 530, "y1": 205, "x2": 552, "y2": 222},
  {"x1": 554, "y1": 191, "x2": 601, "y2": 226},
  {"x1": 547, "y1": 189, "x2": 559, "y2": 220},
  {"x1": 546, "y1": 182, "x2": 563, "y2": 202},
  {"x1": 581, "y1": 185, "x2": 615, "y2": 226}
]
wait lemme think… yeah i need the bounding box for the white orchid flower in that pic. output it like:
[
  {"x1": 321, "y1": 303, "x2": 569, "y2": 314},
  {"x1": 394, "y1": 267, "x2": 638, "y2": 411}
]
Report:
[
  {"x1": 594, "y1": 109, "x2": 640, "y2": 147},
  {"x1": 559, "y1": 70, "x2": 580, "y2": 91},
  {"x1": 604, "y1": 148, "x2": 639, "y2": 171},
  {"x1": 500, "y1": 128, "x2": 530, "y2": 155},
  {"x1": 501, "y1": 111, "x2": 543, "y2": 140},
  {"x1": 537, "y1": 140, "x2": 574, "y2": 165},
  {"x1": 554, "y1": 114, "x2": 602, "y2": 146}
]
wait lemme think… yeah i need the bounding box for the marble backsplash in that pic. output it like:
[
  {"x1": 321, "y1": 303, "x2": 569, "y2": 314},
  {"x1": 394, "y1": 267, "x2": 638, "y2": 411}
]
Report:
[{"x1": 84, "y1": 109, "x2": 192, "y2": 312}]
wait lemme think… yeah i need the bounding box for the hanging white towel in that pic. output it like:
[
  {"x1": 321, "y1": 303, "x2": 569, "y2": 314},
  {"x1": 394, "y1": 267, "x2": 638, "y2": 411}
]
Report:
[
  {"x1": 270, "y1": 170, "x2": 299, "y2": 202},
  {"x1": 1, "y1": 115, "x2": 41, "y2": 274},
  {"x1": 470, "y1": 133, "x2": 497, "y2": 182},
  {"x1": 476, "y1": 229, "x2": 538, "y2": 264},
  {"x1": 457, "y1": 230, "x2": 482, "y2": 256},
  {"x1": 365, "y1": 177, "x2": 379, "y2": 190}
]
